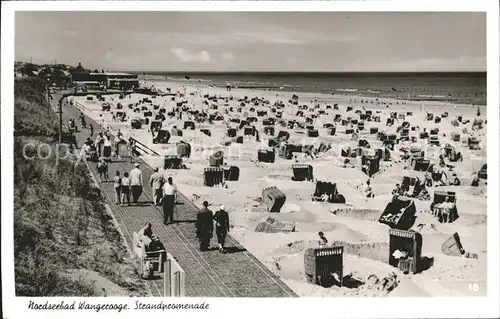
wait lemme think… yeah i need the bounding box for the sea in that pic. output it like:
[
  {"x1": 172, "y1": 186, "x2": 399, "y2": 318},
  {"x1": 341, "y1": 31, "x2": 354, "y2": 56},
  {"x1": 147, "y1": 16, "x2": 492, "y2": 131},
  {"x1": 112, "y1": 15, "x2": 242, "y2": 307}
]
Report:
[{"x1": 131, "y1": 72, "x2": 487, "y2": 106}]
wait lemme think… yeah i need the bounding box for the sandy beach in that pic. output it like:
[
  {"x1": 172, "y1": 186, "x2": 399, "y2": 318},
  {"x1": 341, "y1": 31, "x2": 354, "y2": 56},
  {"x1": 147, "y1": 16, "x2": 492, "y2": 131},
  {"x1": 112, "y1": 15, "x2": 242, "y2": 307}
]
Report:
[{"x1": 73, "y1": 79, "x2": 487, "y2": 297}]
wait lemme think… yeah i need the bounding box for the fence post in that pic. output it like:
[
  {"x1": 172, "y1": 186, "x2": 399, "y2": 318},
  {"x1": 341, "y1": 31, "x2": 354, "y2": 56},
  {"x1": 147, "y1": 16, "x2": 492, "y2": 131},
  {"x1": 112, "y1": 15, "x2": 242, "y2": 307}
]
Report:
[
  {"x1": 163, "y1": 259, "x2": 171, "y2": 297},
  {"x1": 172, "y1": 271, "x2": 179, "y2": 297},
  {"x1": 178, "y1": 271, "x2": 185, "y2": 297}
]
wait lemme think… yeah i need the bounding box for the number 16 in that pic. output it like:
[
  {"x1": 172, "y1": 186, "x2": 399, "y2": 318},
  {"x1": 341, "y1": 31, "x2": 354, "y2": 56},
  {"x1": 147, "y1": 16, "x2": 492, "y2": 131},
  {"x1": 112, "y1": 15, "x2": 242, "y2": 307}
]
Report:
[{"x1": 469, "y1": 283, "x2": 479, "y2": 292}]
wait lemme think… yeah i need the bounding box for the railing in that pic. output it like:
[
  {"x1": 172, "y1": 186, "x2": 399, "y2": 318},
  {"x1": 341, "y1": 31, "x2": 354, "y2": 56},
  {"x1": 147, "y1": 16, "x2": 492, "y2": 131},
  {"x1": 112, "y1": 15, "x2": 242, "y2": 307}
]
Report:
[
  {"x1": 74, "y1": 100, "x2": 90, "y2": 112},
  {"x1": 163, "y1": 253, "x2": 186, "y2": 297},
  {"x1": 66, "y1": 94, "x2": 160, "y2": 157},
  {"x1": 130, "y1": 137, "x2": 161, "y2": 157}
]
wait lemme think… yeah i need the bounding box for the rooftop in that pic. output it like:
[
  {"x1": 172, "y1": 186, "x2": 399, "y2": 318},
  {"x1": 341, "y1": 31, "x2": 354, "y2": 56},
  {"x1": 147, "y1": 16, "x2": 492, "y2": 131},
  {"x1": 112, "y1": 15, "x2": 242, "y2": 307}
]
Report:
[{"x1": 89, "y1": 72, "x2": 136, "y2": 76}]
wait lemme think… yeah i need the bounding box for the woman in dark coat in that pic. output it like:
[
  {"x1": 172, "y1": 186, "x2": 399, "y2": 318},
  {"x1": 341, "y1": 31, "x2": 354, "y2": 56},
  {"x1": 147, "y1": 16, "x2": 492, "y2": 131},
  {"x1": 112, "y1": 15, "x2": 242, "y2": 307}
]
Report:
[{"x1": 213, "y1": 205, "x2": 230, "y2": 253}]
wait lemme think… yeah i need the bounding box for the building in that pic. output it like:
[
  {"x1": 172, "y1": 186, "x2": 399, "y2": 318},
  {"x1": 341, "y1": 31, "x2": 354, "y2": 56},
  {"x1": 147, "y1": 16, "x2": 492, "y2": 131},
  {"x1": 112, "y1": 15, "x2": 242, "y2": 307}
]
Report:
[
  {"x1": 71, "y1": 71, "x2": 139, "y2": 90},
  {"x1": 105, "y1": 72, "x2": 140, "y2": 90}
]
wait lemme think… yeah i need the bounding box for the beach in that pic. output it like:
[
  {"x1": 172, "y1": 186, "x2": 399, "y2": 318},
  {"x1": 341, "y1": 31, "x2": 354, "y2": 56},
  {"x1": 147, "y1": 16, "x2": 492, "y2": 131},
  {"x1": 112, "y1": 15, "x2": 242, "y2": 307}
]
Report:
[{"x1": 72, "y1": 79, "x2": 487, "y2": 297}]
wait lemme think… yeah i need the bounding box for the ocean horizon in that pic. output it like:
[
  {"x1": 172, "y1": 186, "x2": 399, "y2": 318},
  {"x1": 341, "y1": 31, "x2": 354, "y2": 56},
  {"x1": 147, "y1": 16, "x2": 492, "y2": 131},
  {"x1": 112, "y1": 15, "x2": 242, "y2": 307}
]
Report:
[{"x1": 125, "y1": 71, "x2": 486, "y2": 106}]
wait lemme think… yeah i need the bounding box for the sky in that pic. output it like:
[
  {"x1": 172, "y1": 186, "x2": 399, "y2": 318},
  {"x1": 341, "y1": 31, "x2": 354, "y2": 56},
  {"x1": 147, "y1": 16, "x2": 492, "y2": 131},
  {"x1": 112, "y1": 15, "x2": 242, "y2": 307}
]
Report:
[{"x1": 15, "y1": 11, "x2": 486, "y2": 72}]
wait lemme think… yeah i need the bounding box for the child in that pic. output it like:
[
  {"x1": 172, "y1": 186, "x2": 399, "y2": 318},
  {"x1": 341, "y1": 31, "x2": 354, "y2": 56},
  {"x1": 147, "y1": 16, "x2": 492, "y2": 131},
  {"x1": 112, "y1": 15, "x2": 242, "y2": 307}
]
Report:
[
  {"x1": 121, "y1": 172, "x2": 131, "y2": 206},
  {"x1": 97, "y1": 158, "x2": 109, "y2": 182},
  {"x1": 318, "y1": 231, "x2": 328, "y2": 248},
  {"x1": 113, "y1": 171, "x2": 122, "y2": 204}
]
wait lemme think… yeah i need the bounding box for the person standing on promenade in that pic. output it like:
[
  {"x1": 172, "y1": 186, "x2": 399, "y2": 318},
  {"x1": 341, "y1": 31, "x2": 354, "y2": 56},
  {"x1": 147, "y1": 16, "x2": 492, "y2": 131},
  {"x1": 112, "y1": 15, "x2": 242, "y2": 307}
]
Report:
[
  {"x1": 113, "y1": 171, "x2": 122, "y2": 204},
  {"x1": 162, "y1": 177, "x2": 177, "y2": 225},
  {"x1": 121, "y1": 172, "x2": 131, "y2": 206},
  {"x1": 150, "y1": 167, "x2": 164, "y2": 206},
  {"x1": 128, "y1": 137, "x2": 136, "y2": 163},
  {"x1": 103, "y1": 135, "x2": 113, "y2": 161},
  {"x1": 96, "y1": 132, "x2": 104, "y2": 157},
  {"x1": 79, "y1": 113, "x2": 86, "y2": 129},
  {"x1": 196, "y1": 201, "x2": 214, "y2": 251},
  {"x1": 213, "y1": 205, "x2": 230, "y2": 253},
  {"x1": 129, "y1": 163, "x2": 143, "y2": 205}
]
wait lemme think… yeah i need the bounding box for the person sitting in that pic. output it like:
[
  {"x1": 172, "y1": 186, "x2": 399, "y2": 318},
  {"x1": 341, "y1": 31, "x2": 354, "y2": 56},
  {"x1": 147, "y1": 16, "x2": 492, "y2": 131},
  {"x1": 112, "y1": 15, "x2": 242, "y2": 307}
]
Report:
[
  {"x1": 411, "y1": 178, "x2": 422, "y2": 197},
  {"x1": 80, "y1": 142, "x2": 92, "y2": 160},
  {"x1": 450, "y1": 173, "x2": 461, "y2": 186},
  {"x1": 147, "y1": 235, "x2": 166, "y2": 263},
  {"x1": 362, "y1": 162, "x2": 370, "y2": 175},
  {"x1": 392, "y1": 183, "x2": 404, "y2": 197},
  {"x1": 417, "y1": 184, "x2": 430, "y2": 200},
  {"x1": 318, "y1": 231, "x2": 328, "y2": 248},
  {"x1": 362, "y1": 179, "x2": 374, "y2": 198},
  {"x1": 440, "y1": 197, "x2": 454, "y2": 210},
  {"x1": 424, "y1": 172, "x2": 433, "y2": 187},
  {"x1": 435, "y1": 197, "x2": 455, "y2": 223},
  {"x1": 471, "y1": 173, "x2": 480, "y2": 187},
  {"x1": 433, "y1": 167, "x2": 446, "y2": 187},
  {"x1": 140, "y1": 222, "x2": 153, "y2": 238},
  {"x1": 136, "y1": 222, "x2": 154, "y2": 249},
  {"x1": 439, "y1": 154, "x2": 446, "y2": 167}
]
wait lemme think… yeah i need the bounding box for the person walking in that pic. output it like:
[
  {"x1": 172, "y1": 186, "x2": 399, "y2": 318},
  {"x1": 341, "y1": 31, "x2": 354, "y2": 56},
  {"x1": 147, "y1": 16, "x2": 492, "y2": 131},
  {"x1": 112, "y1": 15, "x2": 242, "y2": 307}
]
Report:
[
  {"x1": 129, "y1": 163, "x2": 143, "y2": 204},
  {"x1": 162, "y1": 177, "x2": 177, "y2": 225},
  {"x1": 79, "y1": 113, "x2": 86, "y2": 129},
  {"x1": 150, "y1": 167, "x2": 164, "y2": 206},
  {"x1": 196, "y1": 201, "x2": 214, "y2": 251},
  {"x1": 89, "y1": 123, "x2": 94, "y2": 137},
  {"x1": 121, "y1": 172, "x2": 131, "y2": 206},
  {"x1": 113, "y1": 171, "x2": 122, "y2": 204},
  {"x1": 97, "y1": 158, "x2": 109, "y2": 182},
  {"x1": 213, "y1": 205, "x2": 230, "y2": 253}
]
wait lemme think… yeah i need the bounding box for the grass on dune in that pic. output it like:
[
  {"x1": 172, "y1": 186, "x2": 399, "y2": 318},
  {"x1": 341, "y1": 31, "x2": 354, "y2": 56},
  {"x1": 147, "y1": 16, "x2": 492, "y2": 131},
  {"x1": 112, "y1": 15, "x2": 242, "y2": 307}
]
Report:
[{"x1": 14, "y1": 78, "x2": 147, "y2": 296}]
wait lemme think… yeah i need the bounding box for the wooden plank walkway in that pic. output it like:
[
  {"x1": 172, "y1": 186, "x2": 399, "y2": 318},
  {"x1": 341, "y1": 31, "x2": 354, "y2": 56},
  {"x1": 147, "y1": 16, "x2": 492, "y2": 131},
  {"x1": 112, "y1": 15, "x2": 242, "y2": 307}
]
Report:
[{"x1": 54, "y1": 93, "x2": 297, "y2": 297}]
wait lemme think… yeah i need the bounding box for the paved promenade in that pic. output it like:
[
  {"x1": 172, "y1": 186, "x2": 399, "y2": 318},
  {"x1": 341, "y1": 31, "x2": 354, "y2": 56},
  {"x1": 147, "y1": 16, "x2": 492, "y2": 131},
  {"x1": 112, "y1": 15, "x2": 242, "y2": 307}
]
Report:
[{"x1": 53, "y1": 92, "x2": 297, "y2": 297}]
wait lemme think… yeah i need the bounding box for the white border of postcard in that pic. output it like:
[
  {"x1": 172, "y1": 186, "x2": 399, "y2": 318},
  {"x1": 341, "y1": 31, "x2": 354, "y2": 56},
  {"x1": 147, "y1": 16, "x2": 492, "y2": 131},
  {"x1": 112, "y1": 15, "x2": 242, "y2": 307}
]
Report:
[{"x1": 2, "y1": 1, "x2": 499, "y2": 319}]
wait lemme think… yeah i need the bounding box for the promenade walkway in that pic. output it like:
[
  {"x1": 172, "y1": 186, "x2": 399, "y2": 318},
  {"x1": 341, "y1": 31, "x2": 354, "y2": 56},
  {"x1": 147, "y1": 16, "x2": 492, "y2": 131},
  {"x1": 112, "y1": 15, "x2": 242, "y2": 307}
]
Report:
[{"x1": 53, "y1": 92, "x2": 297, "y2": 297}]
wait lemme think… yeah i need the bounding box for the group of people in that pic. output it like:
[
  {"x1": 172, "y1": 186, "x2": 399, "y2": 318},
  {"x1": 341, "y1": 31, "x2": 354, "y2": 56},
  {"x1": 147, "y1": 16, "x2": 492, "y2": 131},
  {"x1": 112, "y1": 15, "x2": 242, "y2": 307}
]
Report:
[
  {"x1": 68, "y1": 118, "x2": 78, "y2": 133},
  {"x1": 392, "y1": 177, "x2": 430, "y2": 200},
  {"x1": 77, "y1": 105, "x2": 234, "y2": 254},
  {"x1": 133, "y1": 198, "x2": 231, "y2": 254},
  {"x1": 111, "y1": 163, "x2": 144, "y2": 206},
  {"x1": 196, "y1": 201, "x2": 231, "y2": 253}
]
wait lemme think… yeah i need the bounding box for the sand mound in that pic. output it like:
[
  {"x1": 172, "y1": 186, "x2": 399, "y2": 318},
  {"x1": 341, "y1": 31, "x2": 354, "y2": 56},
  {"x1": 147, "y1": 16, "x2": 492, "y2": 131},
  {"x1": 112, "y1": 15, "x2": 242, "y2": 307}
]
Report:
[
  {"x1": 267, "y1": 174, "x2": 293, "y2": 181},
  {"x1": 275, "y1": 210, "x2": 317, "y2": 223},
  {"x1": 272, "y1": 240, "x2": 318, "y2": 255},
  {"x1": 175, "y1": 174, "x2": 204, "y2": 187},
  {"x1": 333, "y1": 241, "x2": 389, "y2": 262},
  {"x1": 280, "y1": 203, "x2": 301, "y2": 213},
  {"x1": 331, "y1": 207, "x2": 382, "y2": 222}
]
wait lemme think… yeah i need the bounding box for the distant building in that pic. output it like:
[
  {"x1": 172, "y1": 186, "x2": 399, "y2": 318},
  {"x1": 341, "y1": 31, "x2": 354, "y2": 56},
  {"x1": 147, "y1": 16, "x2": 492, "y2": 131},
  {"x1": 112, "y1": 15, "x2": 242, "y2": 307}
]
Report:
[
  {"x1": 71, "y1": 71, "x2": 139, "y2": 90},
  {"x1": 105, "y1": 72, "x2": 140, "y2": 90}
]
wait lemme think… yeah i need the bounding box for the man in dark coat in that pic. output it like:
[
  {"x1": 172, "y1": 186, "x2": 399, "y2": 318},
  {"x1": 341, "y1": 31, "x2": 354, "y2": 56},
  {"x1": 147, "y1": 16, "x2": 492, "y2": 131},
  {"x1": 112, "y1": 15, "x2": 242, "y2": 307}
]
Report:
[
  {"x1": 213, "y1": 205, "x2": 230, "y2": 253},
  {"x1": 196, "y1": 201, "x2": 214, "y2": 251}
]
